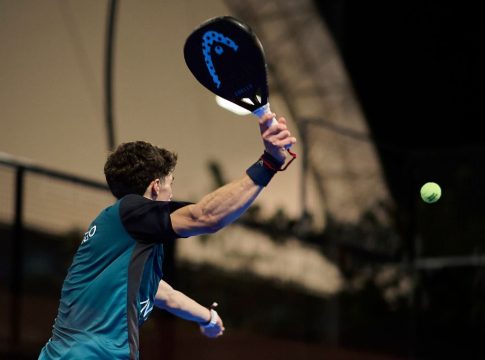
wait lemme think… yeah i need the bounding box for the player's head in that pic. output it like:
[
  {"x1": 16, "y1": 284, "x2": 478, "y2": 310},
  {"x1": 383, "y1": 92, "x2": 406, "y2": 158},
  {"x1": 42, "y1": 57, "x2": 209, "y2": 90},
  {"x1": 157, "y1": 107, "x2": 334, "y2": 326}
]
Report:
[{"x1": 104, "y1": 141, "x2": 177, "y2": 199}]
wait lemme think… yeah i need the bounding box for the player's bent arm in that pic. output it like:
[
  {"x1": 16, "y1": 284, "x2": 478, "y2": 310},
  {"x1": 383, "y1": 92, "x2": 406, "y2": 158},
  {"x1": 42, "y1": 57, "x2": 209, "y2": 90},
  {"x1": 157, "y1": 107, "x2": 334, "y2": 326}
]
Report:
[
  {"x1": 171, "y1": 175, "x2": 262, "y2": 237},
  {"x1": 155, "y1": 280, "x2": 225, "y2": 338}
]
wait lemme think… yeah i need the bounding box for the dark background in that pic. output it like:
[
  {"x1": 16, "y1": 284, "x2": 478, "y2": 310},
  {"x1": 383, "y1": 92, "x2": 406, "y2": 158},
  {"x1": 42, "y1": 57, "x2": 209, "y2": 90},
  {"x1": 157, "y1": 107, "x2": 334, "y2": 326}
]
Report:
[
  {"x1": 314, "y1": 1, "x2": 485, "y2": 358},
  {"x1": 314, "y1": 0, "x2": 485, "y2": 220}
]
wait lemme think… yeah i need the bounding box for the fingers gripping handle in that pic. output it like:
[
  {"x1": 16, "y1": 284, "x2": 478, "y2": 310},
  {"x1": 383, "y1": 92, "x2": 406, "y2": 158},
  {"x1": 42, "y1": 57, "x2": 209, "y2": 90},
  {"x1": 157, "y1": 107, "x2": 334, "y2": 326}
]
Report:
[
  {"x1": 252, "y1": 104, "x2": 297, "y2": 170},
  {"x1": 252, "y1": 104, "x2": 295, "y2": 154}
]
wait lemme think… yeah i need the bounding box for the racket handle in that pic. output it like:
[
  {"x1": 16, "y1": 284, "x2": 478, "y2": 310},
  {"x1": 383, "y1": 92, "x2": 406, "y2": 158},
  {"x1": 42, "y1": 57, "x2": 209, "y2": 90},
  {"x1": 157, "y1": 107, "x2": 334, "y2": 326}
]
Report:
[
  {"x1": 253, "y1": 103, "x2": 292, "y2": 149},
  {"x1": 252, "y1": 103, "x2": 278, "y2": 127}
]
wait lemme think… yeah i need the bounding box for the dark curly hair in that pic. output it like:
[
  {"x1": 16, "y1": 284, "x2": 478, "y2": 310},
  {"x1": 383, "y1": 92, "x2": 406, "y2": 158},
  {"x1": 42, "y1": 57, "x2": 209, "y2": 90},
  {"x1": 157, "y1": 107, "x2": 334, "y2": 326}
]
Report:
[{"x1": 104, "y1": 141, "x2": 177, "y2": 199}]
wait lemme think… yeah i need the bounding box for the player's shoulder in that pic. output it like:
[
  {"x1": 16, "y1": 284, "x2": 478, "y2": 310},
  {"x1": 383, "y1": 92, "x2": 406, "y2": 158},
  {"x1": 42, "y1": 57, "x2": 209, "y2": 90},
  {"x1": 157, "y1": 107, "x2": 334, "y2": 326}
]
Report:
[
  {"x1": 118, "y1": 194, "x2": 156, "y2": 216},
  {"x1": 118, "y1": 195, "x2": 192, "y2": 219},
  {"x1": 120, "y1": 193, "x2": 147, "y2": 206}
]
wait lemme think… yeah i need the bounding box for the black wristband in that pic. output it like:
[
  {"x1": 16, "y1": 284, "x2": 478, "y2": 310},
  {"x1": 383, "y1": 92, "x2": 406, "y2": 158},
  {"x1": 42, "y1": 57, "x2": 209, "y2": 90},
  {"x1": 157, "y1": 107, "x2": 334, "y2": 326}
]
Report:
[{"x1": 246, "y1": 152, "x2": 284, "y2": 187}]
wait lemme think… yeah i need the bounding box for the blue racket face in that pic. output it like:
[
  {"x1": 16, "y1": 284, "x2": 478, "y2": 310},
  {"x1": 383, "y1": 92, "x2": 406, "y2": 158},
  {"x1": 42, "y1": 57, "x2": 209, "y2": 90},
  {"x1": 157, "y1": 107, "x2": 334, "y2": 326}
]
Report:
[{"x1": 184, "y1": 16, "x2": 269, "y2": 112}]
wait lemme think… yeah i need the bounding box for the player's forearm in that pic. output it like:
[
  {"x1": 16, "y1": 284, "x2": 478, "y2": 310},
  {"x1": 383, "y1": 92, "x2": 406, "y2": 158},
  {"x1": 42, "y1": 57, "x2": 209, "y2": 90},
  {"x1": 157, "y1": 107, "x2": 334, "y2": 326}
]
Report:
[
  {"x1": 155, "y1": 288, "x2": 211, "y2": 324},
  {"x1": 192, "y1": 151, "x2": 287, "y2": 231},
  {"x1": 172, "y1": 174, "x2": 263, "y2": 237},
  {"x1": 171, "y1": 151, "x2": 286, "y2": 237},
  {"x1": 193, "y1": 174, "x2": 262, "y2": 230}
]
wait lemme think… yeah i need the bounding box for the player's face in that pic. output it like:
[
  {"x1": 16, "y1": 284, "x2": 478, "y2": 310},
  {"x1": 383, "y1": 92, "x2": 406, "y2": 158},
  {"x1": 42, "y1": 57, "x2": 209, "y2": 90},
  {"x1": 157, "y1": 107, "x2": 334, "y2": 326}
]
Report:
[{"x1": 157, "y1": 173, "x2": 174, "y2": 201}]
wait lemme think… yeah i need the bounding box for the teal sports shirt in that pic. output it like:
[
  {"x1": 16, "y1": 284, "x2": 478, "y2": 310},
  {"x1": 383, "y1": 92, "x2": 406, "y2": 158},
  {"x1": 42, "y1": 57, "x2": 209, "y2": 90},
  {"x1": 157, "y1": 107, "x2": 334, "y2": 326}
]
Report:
[{"x1": 39, "y1": 195, "x2": 189, "y2": 360}]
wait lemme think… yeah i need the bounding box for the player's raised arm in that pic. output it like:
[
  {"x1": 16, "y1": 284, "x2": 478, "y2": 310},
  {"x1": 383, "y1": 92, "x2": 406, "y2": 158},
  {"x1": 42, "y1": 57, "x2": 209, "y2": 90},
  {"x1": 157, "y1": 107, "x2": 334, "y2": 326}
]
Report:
[{"x1": 170, "y1": 113, "x2": 296, "y2": 238}]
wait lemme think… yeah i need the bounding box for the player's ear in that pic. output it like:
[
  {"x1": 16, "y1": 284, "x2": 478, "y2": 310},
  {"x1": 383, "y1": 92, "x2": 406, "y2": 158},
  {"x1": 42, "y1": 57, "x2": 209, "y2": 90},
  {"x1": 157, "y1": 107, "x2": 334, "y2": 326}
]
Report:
[
  {"x1": 151, "y1": 179, "x2": 161, "y2": 200},
  {"x1": 145, "y1": 179, "x2": 160, "y2": 200}
]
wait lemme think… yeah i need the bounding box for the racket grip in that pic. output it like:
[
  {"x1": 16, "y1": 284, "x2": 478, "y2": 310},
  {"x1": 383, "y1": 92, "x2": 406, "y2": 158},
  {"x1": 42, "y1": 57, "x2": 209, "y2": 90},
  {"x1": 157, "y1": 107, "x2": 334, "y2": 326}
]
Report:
[
  {"x1": 252, "y1": 103, "x2": 278, "y2": 126},
  {"x1": 253, "y1": 103, "x2": 292, "y2": 149},
  {"x1": 253, "y1": 103, "x2": 278, "y2": 126}
]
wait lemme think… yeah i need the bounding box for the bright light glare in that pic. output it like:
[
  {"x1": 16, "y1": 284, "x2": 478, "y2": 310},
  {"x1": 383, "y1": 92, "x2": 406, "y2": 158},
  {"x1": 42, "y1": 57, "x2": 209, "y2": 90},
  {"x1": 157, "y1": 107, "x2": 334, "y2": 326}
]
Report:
[{"x1": 215, "y1": 96, "x2": 251, "y2": 116}]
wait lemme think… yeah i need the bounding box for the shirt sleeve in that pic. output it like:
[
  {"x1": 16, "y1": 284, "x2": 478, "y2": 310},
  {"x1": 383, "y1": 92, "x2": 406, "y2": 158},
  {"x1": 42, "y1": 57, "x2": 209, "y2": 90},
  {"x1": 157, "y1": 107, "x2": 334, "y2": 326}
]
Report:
[{"x1": 119, "y1": 194, "x2": 191, "y2": 243}]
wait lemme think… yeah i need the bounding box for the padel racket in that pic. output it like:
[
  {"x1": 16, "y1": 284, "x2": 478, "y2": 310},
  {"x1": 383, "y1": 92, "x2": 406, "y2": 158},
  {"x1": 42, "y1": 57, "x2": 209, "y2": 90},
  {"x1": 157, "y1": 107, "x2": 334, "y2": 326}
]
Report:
[{"x1": 184, "y1": 16, "x2": 295, "y2": 154}]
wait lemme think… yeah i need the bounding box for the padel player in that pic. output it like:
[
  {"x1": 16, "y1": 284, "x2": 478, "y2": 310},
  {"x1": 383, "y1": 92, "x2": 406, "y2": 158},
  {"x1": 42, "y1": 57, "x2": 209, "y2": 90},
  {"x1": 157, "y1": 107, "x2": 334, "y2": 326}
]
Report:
[{"x1": 38, "y1": 113, "x2": 297, "y2": 359}]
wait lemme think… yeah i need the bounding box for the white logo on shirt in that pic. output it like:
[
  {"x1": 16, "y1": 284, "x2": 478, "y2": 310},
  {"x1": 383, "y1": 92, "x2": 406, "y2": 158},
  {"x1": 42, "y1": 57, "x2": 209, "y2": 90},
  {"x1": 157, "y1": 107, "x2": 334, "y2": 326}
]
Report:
[
  {"x1": 82, "y1": 225, "x2": 96, "y2": 244},
  {"x1": 140, "y1": 299, "x2": 153, "y2": 320}
]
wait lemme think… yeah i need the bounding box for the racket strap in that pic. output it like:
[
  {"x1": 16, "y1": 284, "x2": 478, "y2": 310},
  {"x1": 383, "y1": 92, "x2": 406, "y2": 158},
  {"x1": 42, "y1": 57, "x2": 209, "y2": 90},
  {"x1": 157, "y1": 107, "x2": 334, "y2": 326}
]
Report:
[
  {"x1": 273, "y1": 149, "x2": 297, "y2": 172},
  {"x1": 246, "y1": 150, "x2": 297, "y2": 186}
]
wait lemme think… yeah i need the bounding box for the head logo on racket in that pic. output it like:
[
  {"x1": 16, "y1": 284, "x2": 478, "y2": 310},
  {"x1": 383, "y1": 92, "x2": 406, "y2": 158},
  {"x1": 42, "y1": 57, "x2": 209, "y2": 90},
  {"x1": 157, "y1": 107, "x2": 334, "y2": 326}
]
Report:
[{"x1": 202, "y1": 31, "x2": 238, "y2": 89}]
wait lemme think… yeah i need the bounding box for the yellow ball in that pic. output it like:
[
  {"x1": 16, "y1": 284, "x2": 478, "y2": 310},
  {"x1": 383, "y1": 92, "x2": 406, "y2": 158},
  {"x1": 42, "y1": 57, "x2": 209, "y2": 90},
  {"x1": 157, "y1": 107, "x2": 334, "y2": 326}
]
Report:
[{"x1": 420, "y1": 182, "x2": 441, "y2": 203}]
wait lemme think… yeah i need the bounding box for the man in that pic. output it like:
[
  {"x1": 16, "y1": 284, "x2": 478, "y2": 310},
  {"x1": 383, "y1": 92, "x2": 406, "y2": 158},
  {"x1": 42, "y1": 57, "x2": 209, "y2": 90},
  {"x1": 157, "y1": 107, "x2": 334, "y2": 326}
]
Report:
[{"x1": 39, "y1": 112, "x2": 297, "y2": 359}]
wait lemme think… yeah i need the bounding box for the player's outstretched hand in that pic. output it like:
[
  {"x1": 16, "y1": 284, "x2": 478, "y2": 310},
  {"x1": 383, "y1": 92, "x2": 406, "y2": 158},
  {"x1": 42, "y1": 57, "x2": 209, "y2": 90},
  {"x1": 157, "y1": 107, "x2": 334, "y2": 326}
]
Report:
[
  {"x1": 199, "y1": 302, "x2": 225, "y2": 338},
  {"x1": 199, "y1": 315, "x2": 225, "y2": 338},
  {"x1": 259, "y1": 113, "x2": 297, "y2": 164}
]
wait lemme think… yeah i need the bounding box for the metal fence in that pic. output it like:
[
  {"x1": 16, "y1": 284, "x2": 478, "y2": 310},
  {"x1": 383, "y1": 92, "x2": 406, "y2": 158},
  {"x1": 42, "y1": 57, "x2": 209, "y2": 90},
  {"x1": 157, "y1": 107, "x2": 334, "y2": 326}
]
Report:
[{"x1": 0, "y1": 152, "x2": 113, "y2": 357}]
